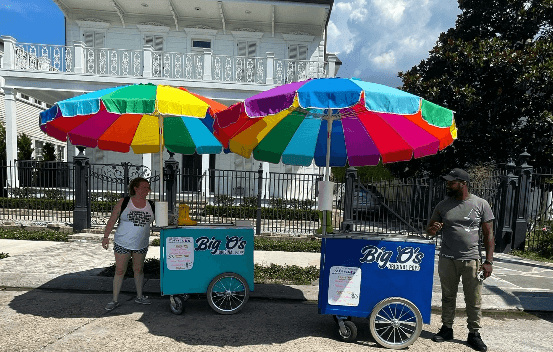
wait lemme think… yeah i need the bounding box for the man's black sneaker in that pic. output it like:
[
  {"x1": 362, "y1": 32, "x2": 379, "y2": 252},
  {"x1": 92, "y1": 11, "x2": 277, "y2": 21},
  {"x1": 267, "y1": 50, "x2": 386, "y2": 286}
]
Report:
[
  {"x1": 432, "y1": 325, "x2": 453, "y2": 342},
  {"x1": 467, "y1": 332, "x2": 487, "y2": 351}
]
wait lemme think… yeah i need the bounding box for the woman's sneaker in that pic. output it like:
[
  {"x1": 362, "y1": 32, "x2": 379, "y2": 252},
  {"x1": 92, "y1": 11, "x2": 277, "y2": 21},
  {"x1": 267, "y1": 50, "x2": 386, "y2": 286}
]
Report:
[
  {"x1": 135, "y1": 296, "x2": 151, "y2": 305},
  {"x1": 105, "y1": 301, "x2": 119, "y2": 311}
]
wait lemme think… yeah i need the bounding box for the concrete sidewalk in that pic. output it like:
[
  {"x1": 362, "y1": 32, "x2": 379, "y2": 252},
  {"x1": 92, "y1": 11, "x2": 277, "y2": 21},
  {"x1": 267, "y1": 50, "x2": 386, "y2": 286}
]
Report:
[{"x1": 1, "y1": 235, "x2": 553, "y2": 311}]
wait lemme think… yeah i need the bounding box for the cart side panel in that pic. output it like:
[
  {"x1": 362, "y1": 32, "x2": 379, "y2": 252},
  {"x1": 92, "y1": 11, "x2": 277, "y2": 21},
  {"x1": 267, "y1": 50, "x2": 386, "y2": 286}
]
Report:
[
  {"x1": 160, "y1": 227, "x2": 254, "y2": 296},
  {"x1": 318, "y1": 237, "x2": 435, "y2": 324}
]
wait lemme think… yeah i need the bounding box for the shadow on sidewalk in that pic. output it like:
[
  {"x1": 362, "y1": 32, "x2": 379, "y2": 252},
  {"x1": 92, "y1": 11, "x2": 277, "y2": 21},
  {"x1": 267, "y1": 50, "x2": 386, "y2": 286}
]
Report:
[{"x1": 6, "y1": 273, "x2": 387, "y2": 347}]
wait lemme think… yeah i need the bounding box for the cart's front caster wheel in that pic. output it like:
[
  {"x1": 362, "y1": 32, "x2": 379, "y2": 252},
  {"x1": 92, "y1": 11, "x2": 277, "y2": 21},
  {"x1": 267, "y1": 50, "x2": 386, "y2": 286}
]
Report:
[
  {"x1": 333, "y1": 315, "x2": 352, "y2": 324},
  {"x1": 207, "y1": 272, "x2": 249, "y2": 315},
  {"x1": 369, "y1": 297, "x2": 422, "y2": 349},
  {"x1": 169, "y1": 295, "x2": 185, "y2": 315},
  {"x1": 337, "y1": 320, "x2": 358, "y2": 342}
]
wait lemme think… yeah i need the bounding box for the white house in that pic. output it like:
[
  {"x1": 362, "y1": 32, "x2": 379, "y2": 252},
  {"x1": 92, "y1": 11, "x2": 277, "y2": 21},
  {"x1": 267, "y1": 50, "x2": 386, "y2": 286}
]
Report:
[{"x1": 0, "y1": 0, "x2": 340, "y2": 195}]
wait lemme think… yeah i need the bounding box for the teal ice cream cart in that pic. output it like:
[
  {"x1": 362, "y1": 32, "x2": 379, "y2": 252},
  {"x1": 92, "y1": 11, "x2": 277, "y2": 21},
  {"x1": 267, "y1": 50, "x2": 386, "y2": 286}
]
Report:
[{"x1": 160, "y1": 226, "x2": 254, "y2": 315}]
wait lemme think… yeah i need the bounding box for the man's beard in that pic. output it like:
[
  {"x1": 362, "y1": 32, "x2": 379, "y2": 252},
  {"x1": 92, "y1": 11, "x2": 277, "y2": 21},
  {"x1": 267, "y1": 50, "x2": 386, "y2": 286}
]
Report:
[{"x1": 446, "y1": 188, "x2": 459, "y2": 197}]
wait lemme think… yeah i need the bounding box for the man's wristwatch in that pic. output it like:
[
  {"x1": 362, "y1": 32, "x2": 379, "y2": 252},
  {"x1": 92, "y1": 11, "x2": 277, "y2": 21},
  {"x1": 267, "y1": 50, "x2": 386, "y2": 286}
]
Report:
[{"x1": 484, "y1": 260, "x2": 493, "y2": 265}]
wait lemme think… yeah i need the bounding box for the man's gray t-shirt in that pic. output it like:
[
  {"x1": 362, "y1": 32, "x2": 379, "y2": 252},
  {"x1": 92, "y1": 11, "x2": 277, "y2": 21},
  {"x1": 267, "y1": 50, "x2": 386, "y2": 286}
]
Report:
[{"x1": 430, "y1": 194, "x2": 494, "y2": 260}]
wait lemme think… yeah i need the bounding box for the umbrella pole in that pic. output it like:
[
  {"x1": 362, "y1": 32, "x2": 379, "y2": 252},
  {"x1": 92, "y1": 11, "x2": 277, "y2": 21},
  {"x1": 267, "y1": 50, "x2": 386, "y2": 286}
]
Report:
[
  {"x1": 322, "y1": 110, "x2": 333, "y2": 237},
  {"x1": 159, "y1": 113, "x2": 164, "y2": 202}
]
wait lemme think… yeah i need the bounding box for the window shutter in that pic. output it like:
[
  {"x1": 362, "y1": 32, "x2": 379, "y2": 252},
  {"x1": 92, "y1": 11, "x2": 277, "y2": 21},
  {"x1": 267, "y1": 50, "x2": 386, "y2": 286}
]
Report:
[
  {"x1": 84, "y1": 32, "x2": 94, "y2": 47},
  {"x1": 247, "y1": 42, "x2": 256, "y2": 57},
  {"x1": 237, "y1": 41, "x2": 247, "y2": 57},
  {"x1": 145, "y1": 35, "x2": 153, "y2": 47},
  {"x1": 289, "y1": 45, "x2": 298, "y2": 60},
  {"x1": 154, "y1": 36, "x2": 164, "y2": 51},
  {"x1": 298, "y1": 45, "x2": 307, "y2": 60},
  {"x1": 94, "y1": 32, "x2": 105, "y2": 48}
]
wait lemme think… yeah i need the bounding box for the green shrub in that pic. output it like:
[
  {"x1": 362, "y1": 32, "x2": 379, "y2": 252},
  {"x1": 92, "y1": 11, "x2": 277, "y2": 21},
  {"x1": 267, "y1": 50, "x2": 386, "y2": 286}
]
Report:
[
  {"x1": 0, "y1": 197, "x2": 73, "y2": 210},
  {"x1": 241, "y1": 196, "x2": 258, "y2": 207},
  {"x1": 214, "y1": 194, "x2": 235, "y2": 207},
  {"x1": 9, "y1": 187, "x2": 36, "y2": 199},
  {"x1": 205, "y1": 205, "x2": 319, "y2": 221},
  {"x1": 254, "y1": 237, "x2": 321, "y2": 252},
  {"x1": 269, "y1": 198, "x2": 286, "y2": 208},
  {"x1": 0, "y1": 228, "x2": 69, "y2": 241},
  {"x1": 254, "y1": 264, "x2": 319, "y2": 285},
  {"x1": 98, "y1": 258, "x2": 319, "y2": 285},
  {"x1": 43, "y1": 189, "x2": 65, "y2": 200},
  {"x1": 0, "y1": 252, "x2": 9, "y2": 260}
]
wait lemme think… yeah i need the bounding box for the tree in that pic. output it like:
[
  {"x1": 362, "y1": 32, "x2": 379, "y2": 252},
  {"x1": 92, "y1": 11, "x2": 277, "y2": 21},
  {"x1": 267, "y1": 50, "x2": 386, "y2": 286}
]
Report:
[
  {"x1": 17, "y1": 133, "x2": 34, "y2": 160},
  {"x1": 393, "y1": 0, "x2": 553, "y2": 177},
  {"x1": 42, "y1": 142, "x2": 57, "y2": 161}
]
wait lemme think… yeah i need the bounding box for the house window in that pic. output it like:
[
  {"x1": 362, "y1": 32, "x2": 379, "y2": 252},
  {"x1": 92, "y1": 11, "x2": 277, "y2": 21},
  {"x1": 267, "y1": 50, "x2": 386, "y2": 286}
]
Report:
[
  {"x1": 237, "y1": 41, "x2": 257, "y2": 57},
  {"x1": 83, "y1": 31, "x2": 105, "y2": 48},
  {"x1": 20, "y1": 94, "x2": 30, "y2": 101},
  {"x1": 288, "y1": 44, "x2": 308, "y2": 60},
  {"x1": 35, "y1": 141, "x2": 44, "y2": 160},
  {"x1": 192, "y1": 40, "x2": 211, "y2": 50},
  {"x1": 57, "y1": 145, "x2": 65, "y2": 161},
  {"x1": 145, "y1": 35, "x2": 164, "y2": 51}
]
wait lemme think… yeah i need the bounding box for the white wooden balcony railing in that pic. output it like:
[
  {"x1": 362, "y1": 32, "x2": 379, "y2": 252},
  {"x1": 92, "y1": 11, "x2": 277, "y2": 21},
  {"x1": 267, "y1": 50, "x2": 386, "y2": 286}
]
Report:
[{"x1": 0, "y1": 36, "x2": 339, "y2": 85}]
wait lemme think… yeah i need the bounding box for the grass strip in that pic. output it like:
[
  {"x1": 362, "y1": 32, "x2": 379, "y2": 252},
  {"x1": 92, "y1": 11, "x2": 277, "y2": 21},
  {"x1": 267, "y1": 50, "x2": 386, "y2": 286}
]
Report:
[
  {"x1": 0, "y1": 228, "x2": 69, "y2": 242},
  {"x1": 97, "y1": 259, "x2": 320, "y2": 285}
]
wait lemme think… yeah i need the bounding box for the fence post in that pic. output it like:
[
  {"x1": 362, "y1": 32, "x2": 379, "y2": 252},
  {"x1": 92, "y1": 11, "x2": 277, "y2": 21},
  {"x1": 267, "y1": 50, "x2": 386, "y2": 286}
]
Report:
[
  {"x1": 256, "y1": 164, "x2": 263, "y2": 236},
  {"x1": 73, "y1": 146, "x2": 89, "y2": 232},
  {"x1": 340, "y1": 167, "x2": 357, "y2": 232},
  {"x1": 496, "y1": 160, "x2": 518, "y2": 253},
  {"x1": 122, "y1": 162, "x2": 130, "y2": 198},
  {"x1": 513, "y1": 151, "x2": 533, "y2": 251},
  {"x1": 164, "y1": 152, "x2": 179, "y2": 220}
]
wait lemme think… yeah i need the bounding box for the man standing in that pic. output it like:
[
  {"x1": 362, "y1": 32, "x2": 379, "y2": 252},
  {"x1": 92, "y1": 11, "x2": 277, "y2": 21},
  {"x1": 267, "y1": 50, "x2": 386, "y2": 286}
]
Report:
[{"x1": 426, "y1": 168, "x2": 495, "y2": 352}]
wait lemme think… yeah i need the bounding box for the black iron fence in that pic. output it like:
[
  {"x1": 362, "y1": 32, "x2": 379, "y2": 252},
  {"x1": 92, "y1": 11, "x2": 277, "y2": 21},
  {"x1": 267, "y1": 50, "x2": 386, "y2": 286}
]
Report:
[
  {"x1": 0, "y1": 160, "x2": 74, "y2": 224},
  {"x1": 1, "y1": 154, "x2": 552, "y2": 255}
]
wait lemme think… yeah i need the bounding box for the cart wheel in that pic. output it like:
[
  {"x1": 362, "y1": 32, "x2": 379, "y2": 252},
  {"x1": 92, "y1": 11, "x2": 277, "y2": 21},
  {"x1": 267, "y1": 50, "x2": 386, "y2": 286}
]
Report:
[
  {"x1": 369, "y1": 297, "x2": 422, "y2": 350},
  {"x1": 207, "y1": 272, "x2": 249, "y2": 315},
  {"x1": 169, "y1": 295, "x2": 185, "y2": 315},
  {"x1": 333, "y1": 315, "x2": 352, "y2": 324},
  {"x1": 337, "y1": 320, "x2": 358, "y2": 343}
]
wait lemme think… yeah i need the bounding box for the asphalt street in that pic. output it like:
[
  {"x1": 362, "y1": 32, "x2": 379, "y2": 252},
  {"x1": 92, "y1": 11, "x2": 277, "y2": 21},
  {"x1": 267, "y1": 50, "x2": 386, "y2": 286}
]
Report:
[{"x1": 1, "y1": 289, "x2": 553, "y2": 352}]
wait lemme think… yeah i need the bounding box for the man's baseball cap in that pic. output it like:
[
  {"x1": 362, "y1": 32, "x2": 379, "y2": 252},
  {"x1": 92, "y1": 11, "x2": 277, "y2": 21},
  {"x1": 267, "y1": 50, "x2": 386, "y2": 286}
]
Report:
[{"x1": 442, "y1": 168, "x2": 470, "y2": 182}]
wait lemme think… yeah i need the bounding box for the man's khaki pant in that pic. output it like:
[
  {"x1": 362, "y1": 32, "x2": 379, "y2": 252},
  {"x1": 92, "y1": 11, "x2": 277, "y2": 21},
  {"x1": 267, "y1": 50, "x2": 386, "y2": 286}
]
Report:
[{"x1": 438, "y1": 257, "x2": 482, "y2": 332}]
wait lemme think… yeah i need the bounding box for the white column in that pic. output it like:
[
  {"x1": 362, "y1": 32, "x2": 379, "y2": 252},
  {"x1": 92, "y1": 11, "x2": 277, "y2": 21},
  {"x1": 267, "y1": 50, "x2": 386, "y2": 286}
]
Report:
[
  {"x1": 203, "y1": 48, "x2": 212, "y2": 81},
  {"x1": 266, "y1": 52, "x2": 274, "y2": 84},
  {"x1": 143, "y1": 45, "x2": 153, "y2": 78},
  {"x1": 73, "y1": 41, "x2": 85, "y2": 74},
  {"x1": 202, "y1": 154, "x2": 210, "y2": 196},
  {"x1": 262, "y1": 161, "x2": 269, "y2": 199},
  {"x1": 142, "y1": 153, "x2": 152, "y2": 171},
  {"x1": 327, "y1": 54, "x2": 337, "y2": 78},
  {"x1": 3, "y1": 88, "x2": 18, "y2": 187},
  {"x1": 1, "y1": 35, "x2": 16, "y2": 69}
]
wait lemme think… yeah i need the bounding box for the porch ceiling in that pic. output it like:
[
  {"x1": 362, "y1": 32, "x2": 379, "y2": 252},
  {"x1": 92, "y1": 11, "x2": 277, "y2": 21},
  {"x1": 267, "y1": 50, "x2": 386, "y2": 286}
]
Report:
[{"x1": 55, "y1": 0, "x2": 331, "y2": 28}]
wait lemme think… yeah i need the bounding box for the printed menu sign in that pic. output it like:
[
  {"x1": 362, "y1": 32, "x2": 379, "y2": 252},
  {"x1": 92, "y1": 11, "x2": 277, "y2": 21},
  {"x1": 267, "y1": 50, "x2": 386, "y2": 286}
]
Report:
[
  {"x1": 166, "y1": 237, "x2": 194, "y2": 270},
  {"x1": 328, "y1": 266, "x2": 361, "y2": 306}
]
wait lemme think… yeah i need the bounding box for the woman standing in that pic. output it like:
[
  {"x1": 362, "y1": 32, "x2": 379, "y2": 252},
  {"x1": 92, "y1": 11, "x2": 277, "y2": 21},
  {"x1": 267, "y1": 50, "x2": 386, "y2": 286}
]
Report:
[{"x1": 102, "y1": 177, "x2": 155, "y2": 311}]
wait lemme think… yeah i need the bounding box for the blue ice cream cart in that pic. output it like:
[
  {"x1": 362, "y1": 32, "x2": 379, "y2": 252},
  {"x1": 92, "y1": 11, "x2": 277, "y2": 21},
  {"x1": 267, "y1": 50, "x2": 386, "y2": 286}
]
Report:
[
  {"x1": 318, "y1": 235, "x2": 435, "y2": 349},
  {"x1": 160, "y1": 225, "x2": 254, "y2": 315}
]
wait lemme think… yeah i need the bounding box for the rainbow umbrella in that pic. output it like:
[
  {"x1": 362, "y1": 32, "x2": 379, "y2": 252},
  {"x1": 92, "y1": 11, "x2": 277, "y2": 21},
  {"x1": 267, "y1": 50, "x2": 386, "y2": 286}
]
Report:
[
  {"x1": 39, "y1": 83, "x2": 225, "y2": 200},
  {"x1": 214, "y1": 77, "x2": 456, "y2": 171},
  {"x1": 213, "y1": 77, "x2": 456, "y2": 234}
]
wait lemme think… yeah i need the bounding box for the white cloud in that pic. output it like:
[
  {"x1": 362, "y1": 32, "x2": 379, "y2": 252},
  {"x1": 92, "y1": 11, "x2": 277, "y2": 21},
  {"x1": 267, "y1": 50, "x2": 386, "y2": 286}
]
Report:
[
  {"x1": 372, "y1": 0, "x2": 406, "y2": 23},
  {"x1": 371, "y1": 51, "x2": 397, "y2": 68},
  {"x1": 327, "y1": 20, "x2": 356, "y2": 55},
  {"x1": 327, "y1": 0, "x2": 461, "y2": 86}
]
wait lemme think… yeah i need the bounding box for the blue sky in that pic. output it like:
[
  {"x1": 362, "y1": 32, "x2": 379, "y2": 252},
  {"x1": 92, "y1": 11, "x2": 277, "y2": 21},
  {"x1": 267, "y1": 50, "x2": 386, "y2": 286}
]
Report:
[{"x1": 0, "y1": 0, "x2": 461, "y2": 88}]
